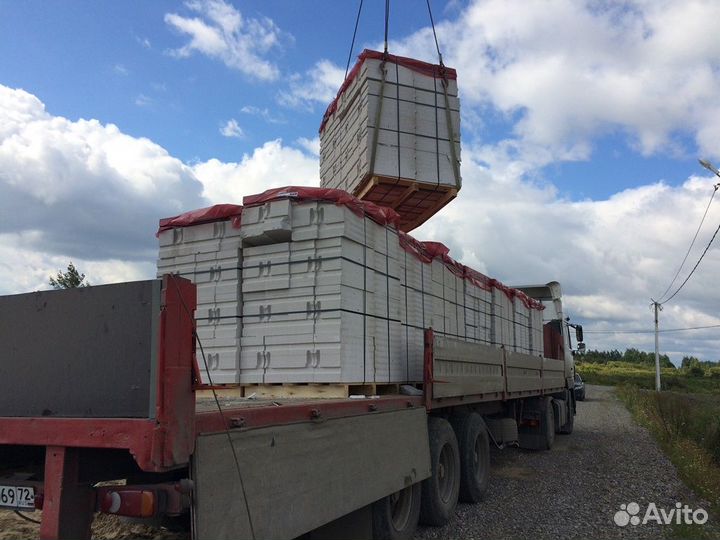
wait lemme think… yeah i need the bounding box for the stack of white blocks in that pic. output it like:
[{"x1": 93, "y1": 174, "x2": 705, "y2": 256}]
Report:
[
  {"x1": 238, "y1": 199, "x2": 404, "y2": 384},
  {"x1": 319, "y1": 53, "x2": 461, "y2": 194},
  {"x1": 157, "y1": 221, "x2": 243, "y2": 384},
  {"x1": 492, "y1": 289, "x2": 514, "y2": 351},
  {"x1": 530, "y1": 308, "x2": 544, "y2": 357},
  {"x1": 463, "y1": 279, "x2": 493, "y2": 345},
  {"x1": 156, "y1": 197, "x2": 545, "y2": 385}
]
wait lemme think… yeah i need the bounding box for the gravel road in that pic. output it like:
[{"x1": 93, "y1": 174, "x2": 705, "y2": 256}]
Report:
[
  {"x1": 416, "y1": 384, "x2": 718, "y2": 540},
  {"x1": 1, "y1": 385, "x2": 716, "y2": 539}
]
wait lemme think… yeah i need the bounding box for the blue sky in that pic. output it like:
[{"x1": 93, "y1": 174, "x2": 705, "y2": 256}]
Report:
[
  {"x1": 2, "y1": 0, "x2": 720, "y2": 363},
  {"x1": 0, "y1": 0, "x2": 708, "y2": 200},
  {"x1": 1, "y1": 1, "x2": 447, "y2": 166},
  {"x1": 2, "y1": 0, "x2": 704, "y2": 198}
]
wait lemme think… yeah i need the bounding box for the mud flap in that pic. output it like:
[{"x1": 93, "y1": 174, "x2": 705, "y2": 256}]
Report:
[{"x1": 192, "y1": 407, "x2": 430, "y2": 540}]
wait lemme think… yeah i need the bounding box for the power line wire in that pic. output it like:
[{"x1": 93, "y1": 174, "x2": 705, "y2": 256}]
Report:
[
  {"x1": 584, "y1": 323, "x2": 720, "y2": 334},
  {"x1": 660, "y1": 220, "x2": 720, "y2": 305},
  {"x1": 656, "y1": 184, "x2": 719, "y2": 302}
]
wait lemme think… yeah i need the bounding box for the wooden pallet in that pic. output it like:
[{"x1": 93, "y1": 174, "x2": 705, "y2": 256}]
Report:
[
  {"x1": 196, "y1": 382, "x2": 419, "y2": 400},
  {"x1": 354, "y1": 175, "x2": 458, "y2": 232}
]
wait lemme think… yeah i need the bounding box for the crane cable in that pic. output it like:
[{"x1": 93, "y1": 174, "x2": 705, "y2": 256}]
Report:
[
  {"x1": 343, "y1": 0, "x2": 364, "y2": 80},
  {"x1": 656, "y1": 183, "x2": 719, "y2": 303},
  {"x1": 426, "y1": 0, "x2": 462, "y2": 191},
  {"x1": 384, "y1": 0, "x2": 390, "y2": 55},
  {"x1": 426, "y1": 0, "x2": 443, "y2": 65}
]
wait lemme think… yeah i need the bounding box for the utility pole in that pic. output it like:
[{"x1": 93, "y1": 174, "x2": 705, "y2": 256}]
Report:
[{"x1": 651, "y1": 299, "x2": 662, "y2": 391}]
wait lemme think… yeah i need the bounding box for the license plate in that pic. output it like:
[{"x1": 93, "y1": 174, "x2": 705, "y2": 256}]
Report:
[{"x1": 0, "y1": 485, "x2": 35, "y2": 510}]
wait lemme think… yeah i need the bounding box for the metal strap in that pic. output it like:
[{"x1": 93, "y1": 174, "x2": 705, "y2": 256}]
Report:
[
  {"x1": 440, "y1": 77, "x2": 462, "y2": 190},
  {"x1": 367, "y1": 60, "x2": 388, "y2": 184}
]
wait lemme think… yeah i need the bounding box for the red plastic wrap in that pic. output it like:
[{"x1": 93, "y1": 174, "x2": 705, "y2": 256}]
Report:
[
  {"x1": 421, "y1": 241, "x2": 450, "y2": 259},
  {"x1": 513, "y1": 289, "x2": 545, "y2": 311},
  {"x1": 463, "y1": 266, "x2": 493, "y2": 292},
  {"x1": 243, "y1": 186, "x2": 400, "y2": 228},
  {"x1": 398, "y1": 232, "x2": 434, "y2": 263},
  {"x1": 487, "y1": 279, "x2": 545, "y2": 311},
  {"x1": 156, "y1": 204, "x2": 243, "y2": 236},
  {"x1": 320, "y1": 49, "x2": 458, "y2": 133},
  {"x1": 489, "y1": 278, "x2": 516, "y2": 302},
  {"x1": 419, "y1": 242, "x2": 463, "y2": 279},
  {"x1": 157, "y1": 189, "x2": 543, "y2": 312},
  {"x1": 400, "y1": 238, "x2": 543, "y2": 311}
]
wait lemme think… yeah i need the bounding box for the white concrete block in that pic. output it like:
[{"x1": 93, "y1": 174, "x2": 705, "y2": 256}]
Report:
[
  {"x1": 195, "y1": 316, "x2": 242, "y2": 384},
  {"x1": 240, "y1": 199, "x2": 292, "y2": 246},
  {"x1": 239, "y1": 311, "x2": 366, "y2": 383},
  {"x1": 242, "y1": 243, "x2": 291, "y2": 292}
]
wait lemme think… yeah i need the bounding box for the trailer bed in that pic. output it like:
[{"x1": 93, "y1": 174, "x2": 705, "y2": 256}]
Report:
[{"x1": 0, "y1": 278, "x2": 573, "y2": 540}]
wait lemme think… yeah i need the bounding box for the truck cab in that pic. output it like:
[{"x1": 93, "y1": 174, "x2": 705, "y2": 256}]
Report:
[{"x1": 514, "y1": 281, "x2": 582, "y2": 385}]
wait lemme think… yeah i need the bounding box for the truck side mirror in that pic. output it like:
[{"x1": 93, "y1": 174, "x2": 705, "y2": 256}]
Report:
[
  {"x1": 575, "y1": 325, "x2": 583, "y2": 343},
  {"x1": 577, "y1": 342, "x2": 586, "y2": 352}
]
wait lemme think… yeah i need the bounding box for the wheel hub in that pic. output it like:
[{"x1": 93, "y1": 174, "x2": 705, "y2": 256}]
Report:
[{"x1": 389, "y1": 486, "x2": 413, "y2": 531}]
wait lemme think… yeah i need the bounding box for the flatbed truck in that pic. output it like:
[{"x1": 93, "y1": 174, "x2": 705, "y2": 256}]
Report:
[{"x1": 0, "y1": 275, "x2": 580, "y2": 540}]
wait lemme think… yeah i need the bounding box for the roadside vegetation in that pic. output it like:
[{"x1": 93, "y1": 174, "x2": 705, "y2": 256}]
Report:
[
  {"x1": 576, "y1": 348, "x2": 720, "y2": 537},
  {"x1": 577, "y1": 348, "x2": 720, "y2": 394}
]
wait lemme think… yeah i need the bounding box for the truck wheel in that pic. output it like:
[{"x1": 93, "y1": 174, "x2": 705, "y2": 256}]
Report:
[
  {"x1": 372, "y1": 483, "x2": 421, "y2": 540},
  {"x1": 543, "y1": 397, "x2": 555, "y2": 450},
  {"x1": 451, "y1": 413, "x2": 489, "y2": 503},
  {"x1": 420, "y1": 416, "x2": 460, "y2": 526}
]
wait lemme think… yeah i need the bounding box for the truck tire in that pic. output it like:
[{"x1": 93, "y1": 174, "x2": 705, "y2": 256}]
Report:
[
  {"x1": 543, "y1": 397, "x2": 555, "y2": 450},
  {"x1": 372, "y1": 483, "x2": 421, "y2": 540},
  {"x1": 420, "y1": 416, "x2": 460, "y2": 526},
  {"x1": 451, "y1": 413, "x2": 489, "y2": 503}
]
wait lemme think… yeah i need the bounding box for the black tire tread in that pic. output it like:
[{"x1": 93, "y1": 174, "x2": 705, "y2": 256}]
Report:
[
  {"x1": 372, "y1": 482, "x2": 422, "y2": 540},
  {"x1": 451, "y1": 413, "x2": 490, "y2": 503},
  {"x1": 420, "y1": 417, "x2": 461, "y2": 526}
]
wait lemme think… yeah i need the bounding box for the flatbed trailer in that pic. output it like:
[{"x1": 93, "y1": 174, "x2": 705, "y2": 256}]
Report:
[{"x1": 0, "y1": 276, "x2": 578, "y2": 540}]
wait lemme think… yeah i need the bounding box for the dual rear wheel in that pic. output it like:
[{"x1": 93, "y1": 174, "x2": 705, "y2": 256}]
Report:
[{"x1": 372, "y1": 413, "x2": 490, "y2": 539}]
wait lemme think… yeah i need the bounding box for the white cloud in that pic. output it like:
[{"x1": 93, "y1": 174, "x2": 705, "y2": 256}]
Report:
[
  {"x1": 413, "y1": 147, "x2": 720, "y2": 363},
  {"x1": 387, "y1": 0, "x2": 720, "y2": 165},
  {"x1": 0, "y1": 84, "x2": 204, "y2": 280},
  {"x1": 113, "y1": 64, "x2": 129, "y2": 76},
  {"x1": 0, "y1": 84, "x2": 323, "y2": 295},
  {"x1": 135, "y1": 35, "x2": 152, "y2": 49},
  {"x1": 135, "y1": 93, "x2": 153, "y2": 107},
  {"x1": 240, "y1": 105, "x2": 285, "y2": 124},
  {"x1": 296, "y1": 136, "x2": 319, "y2": 156},
  {"x1": 164, "y1": 0, "x2": 285, "y2": 81},
  {"x1": 278, "y1": 59, "x2": 344, "y2": 111},
  {"x1": 220, "y1": 118, "x2": 244, "y2": 138},
  {"x1": 0, "y1": 233, "x2": 155, "y2": 293},
  {"x1": 192, "y1": 139, "x2": 319, "y2": 203}
]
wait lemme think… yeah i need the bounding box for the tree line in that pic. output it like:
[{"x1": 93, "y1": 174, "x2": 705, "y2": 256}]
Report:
[
  {"x1": 579, "y1": 348, "x2": 676, "y2": 368},
  {"x1": 579, "y1": 348, "x2": 719, "y2": 374}
]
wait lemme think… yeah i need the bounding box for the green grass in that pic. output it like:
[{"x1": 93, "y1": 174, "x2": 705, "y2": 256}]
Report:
[
  {"x1": 616, "y1": 385, "x2": 720, "y2": 537},
  {"x1": 577, "y1": 361, "x2": 720, "y2": 394}
]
